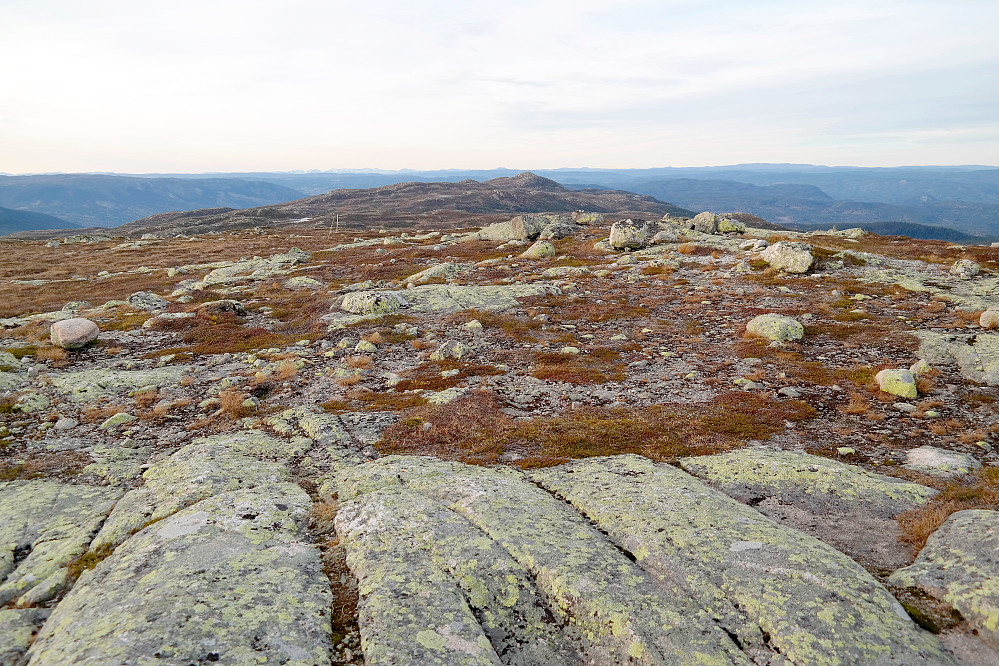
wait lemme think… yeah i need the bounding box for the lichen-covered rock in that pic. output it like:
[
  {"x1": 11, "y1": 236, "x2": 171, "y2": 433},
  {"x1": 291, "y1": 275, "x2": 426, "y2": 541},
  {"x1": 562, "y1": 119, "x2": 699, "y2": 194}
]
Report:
[
  {"x1": 197, "y1": 299, "x2": 247, "y2": 317},
  {"x1": 0, "y1": 607, "x2": 48, "y2": 665},
  {"x1": 717, "y1": 217, "x2": 747, "y2": 233},
  {"x1": 913, "y1": 331, "x2": 999, "y2": 386},
  {"x1": 608, "y1": 219, "x2": 651, "y2": 250},
  {"x1": 876, "y1": 368, "x2": 918, "y2": 398},
  {"x1": 429, "y1": 340, "x2": 468, "y2": 361},
  {"x1": 519, "y1": 240, "x2": 556, "y2": 259},
  {"x1": 649, "y1": 226, "x2": 679, "y2": 244},
  {"x1": 335, "y1": 484, "x2": 580, "y2": 665},
  {"x1": 681, "y1": 448, "x2": 937, "y2": 568},
  {"x1": 980, "y1": 309, "x2": 999, "y2": 330},
  {"x1": 340, "y1": 290, "x2": 410, "y2": 315},
  {"x1": 690, "y1": 212, "x2": 720, "y2": 234},
  {"x1": 537, "y1": 220, "x2": 578, "y2": 240},
  {"x1": 335, "y1": 456, "x2": 749, "y2": 665},
  {"x1": 49, "y1": 366, "x2": 191, "y2": 402},
  {"x1": 682, "y1": 448, "x2": 936, "y2": 517},
  {"x1": 571, "y1": 211, "x2": 604, "y2": 225},
  {"x1": 92, "y1": 439, "x2": 291, "y2": 551},
  {"x1": 27, "y1": 485, "x2": 333, "y2": 666},
  {"x1": 745, "y1": 313, "x2": 805, "y2": 342},
  {"x1": 904, "y1": 445, "x2": 981, "y2": 478},
  {"x1": 760, "y1": 241, "x2": 814, "y2": 273},
  {"x1": 50, "y1": 317, "x2": 99, "y2": 349},
  {"x1": 405, "y1": 262, "x2": 473, "y2": 285},
  {"x1": 126, "y1": 291, "x2": 169, "y2": 311},
  {"x1": 950, "y1": 259, "x2": 981, "y2": 279},
  {"x1": 889, "y1": 509, "x2": 999, "y2": 649},
  {"x1": 200, "y1": 250, "x2": 307, "y2": 287},
  {"x1": 0, "y1": 481, "x2": 122, "y2": 607},
  {"x1": 396, "y1": 283, "x2": 561, "y2": 315},
  {"x1": 530, "y1": 455, "x2": 952, "y2": 665}
]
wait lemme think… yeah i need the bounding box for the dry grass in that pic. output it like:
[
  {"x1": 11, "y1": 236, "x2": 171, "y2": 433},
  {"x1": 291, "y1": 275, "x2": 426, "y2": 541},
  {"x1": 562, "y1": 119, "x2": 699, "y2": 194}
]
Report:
[
  {"x1": 530, "y1": 348, "x2": 627, "y2": 385},
  {"x1": 218, "y1": 389, "x2": 252, "y2": 419},
  {"x1": 0, "y1": 450, "x2": 91, "y2": 481},
  {"x1": 377, "y1": 391, "x2": 816, "y2": 467},
  {"x1": 897, "y1": 466, "x2": 999, "y2": 552}
]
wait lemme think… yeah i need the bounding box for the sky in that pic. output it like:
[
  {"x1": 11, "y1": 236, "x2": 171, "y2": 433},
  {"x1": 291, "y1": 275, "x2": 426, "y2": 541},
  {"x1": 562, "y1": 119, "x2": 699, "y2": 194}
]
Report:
[{"x1": 2, "y1": 0, "x2": 997, "y2": 173}]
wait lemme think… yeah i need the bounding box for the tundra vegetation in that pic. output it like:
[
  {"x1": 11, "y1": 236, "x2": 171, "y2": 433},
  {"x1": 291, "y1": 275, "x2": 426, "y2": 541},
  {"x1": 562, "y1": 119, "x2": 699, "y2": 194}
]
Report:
[{"x1": 1, "y1": 210, "x2": 997, "y2": 665}]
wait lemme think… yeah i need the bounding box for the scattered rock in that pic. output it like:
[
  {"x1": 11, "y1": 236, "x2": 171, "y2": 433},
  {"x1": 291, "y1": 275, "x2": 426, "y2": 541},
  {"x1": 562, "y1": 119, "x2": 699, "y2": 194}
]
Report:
[
  {"x1": 340, "y1": 290, "x2": 410, "y2": 315},
  {"x1": 690, "y1": 211, "x2": 720, "y2": 234},
  {"x1": 519, "y1": 240, "x2": 556, "y2": 259},
  {"x1": 904, "y1": 445, "x2": 981, "y2": 477},
  {"x1": 980, "y1": 309, "x2": 999, "y2": 329},
  {"x1": 745, "y1": 313, "x2": 805, "y2": 342},
  {"x1": 197, "y1": 299, "x2": 247, "y2": 317},
  {"x1": 876, "y1": 368, "x2": 918, "y2": 398},
  {"x1": 126, "y1": 291, "x2": 170, "y2": 311},
  {"x1": 608, "y1": 219, "x2": 651, "y2": 250},
  {"x1": 950, "y1": 259, "x2": 981, "y2": 279},
  {"x1": 760, "y1": 241, "x2": 814, "y2": 274},
  {"x1": 50, "y1": 318, "x2": 99, "y2": 349}
]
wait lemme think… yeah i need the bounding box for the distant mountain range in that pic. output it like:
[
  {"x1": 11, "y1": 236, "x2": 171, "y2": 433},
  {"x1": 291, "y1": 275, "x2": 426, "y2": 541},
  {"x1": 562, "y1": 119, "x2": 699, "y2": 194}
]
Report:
[
  {"x1": 2, "y1": 164, "x2": 998, "y2": 242},
  {"x1": 0, "y1": 174, "x2": 304, "y2": 229}
]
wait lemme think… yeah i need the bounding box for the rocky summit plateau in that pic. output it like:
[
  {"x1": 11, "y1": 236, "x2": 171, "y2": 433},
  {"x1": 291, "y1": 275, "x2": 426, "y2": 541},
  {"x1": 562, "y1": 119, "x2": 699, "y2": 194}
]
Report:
[{"x1": 1, "y1": 205, "x2": 998, "y2": 666}]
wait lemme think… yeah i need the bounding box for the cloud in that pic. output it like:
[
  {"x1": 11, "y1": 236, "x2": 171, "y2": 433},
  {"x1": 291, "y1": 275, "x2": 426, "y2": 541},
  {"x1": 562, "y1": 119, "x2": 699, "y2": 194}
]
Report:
[{"x1": 1, "y1": 0, "x2": 997, "y2": 171}]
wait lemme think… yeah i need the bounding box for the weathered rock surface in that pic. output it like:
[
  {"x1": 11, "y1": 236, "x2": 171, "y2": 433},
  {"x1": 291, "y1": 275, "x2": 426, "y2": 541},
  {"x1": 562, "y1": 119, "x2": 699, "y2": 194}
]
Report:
[
  {"x1": 760, "y1": 241, "x2": 814, "y2": 273},
  {"x1": 904, "y1": 445, "x2": 982, "y2": 478},
  {"x1": 914, "y1": 331, "x2": 999, "y2": 386},
  {"x1": 0, "y1": 608, "x2": 49, "y2": 666},
  {"x1": 0, "y1": 481, "x2": 122, "y2": 607},
  {"x1": 889, "y1": 510, "x2": 999, "y2": 649},
  {"x1": 28, "y1": 485, "x2": 333, "y2": 666},
  {"x1": 681, "y1": 448, "x2": 937, "y2": 568},
  {"x1": 329, "y1": 454, "x2": 951, "y2": 665},
  {"x1": 49, "y1": 318, "x2": 99, "y2": 349},
  {"x1": 49, "y1": 366, "x2": 191, "y2": 402},
  {"x1": 608, "y1": 218, "x2": 651, "y2": 250},
  {"x1": 92, "y1": 434, "x2": 296, "y2": 551}
]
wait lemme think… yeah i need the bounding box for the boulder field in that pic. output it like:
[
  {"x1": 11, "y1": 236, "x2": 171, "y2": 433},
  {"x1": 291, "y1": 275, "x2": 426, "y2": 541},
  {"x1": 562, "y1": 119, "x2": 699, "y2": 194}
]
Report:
[{"x1": 1, "y1": 214, "x2": 997, "y2": 664}]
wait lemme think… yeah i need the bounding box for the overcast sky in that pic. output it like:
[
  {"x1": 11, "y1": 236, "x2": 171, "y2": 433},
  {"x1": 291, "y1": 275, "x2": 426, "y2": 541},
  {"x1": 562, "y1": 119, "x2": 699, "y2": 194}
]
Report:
[{"x1": 2, "y1": 0, "x2": 997, "y2": 173}]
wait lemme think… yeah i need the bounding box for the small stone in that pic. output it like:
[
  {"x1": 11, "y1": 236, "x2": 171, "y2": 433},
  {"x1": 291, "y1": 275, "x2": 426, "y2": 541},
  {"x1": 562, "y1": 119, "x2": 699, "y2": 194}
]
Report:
[
  {"x1": 875, "y1": 369, "x2": 917, "y2": 399},
  {"x1": 778, "y1": 387, "x2": 802, "y2": 398},
  {"x1": 980, "y1": 309, "x2": 999, "y2": 329},
  {"x1": 909, "y1": 359, "x2": 932, "y2": 376},
  {"x1": 894, "y1": 402, "x2": 917, "y2": 413},
  {"x1": 561, "y1": 346, "x2": 580, "y2": 355},
  {"x1": 54, "y1": 417, "x2": 78, "y2": 431},
  {"x1": 837, "y1": 447, "x2": 856, "y2": 455},
  {"x1": 355, "y1": 340, "x2": 378, "y2": 353},
  {"x1": 50, "y1": 318, "x2": 99, "y2": 349}
]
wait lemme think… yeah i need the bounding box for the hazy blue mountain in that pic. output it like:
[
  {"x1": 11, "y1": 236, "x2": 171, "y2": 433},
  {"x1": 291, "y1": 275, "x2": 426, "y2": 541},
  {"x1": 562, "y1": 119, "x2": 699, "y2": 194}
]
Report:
[
  {"x1": 0, "y1": 174, "x2": 305, "y2": 227},
  {"x1": 0, "y1": 206, "x2": 79, "y2": 236}
]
